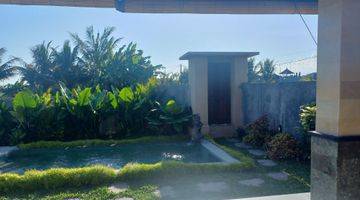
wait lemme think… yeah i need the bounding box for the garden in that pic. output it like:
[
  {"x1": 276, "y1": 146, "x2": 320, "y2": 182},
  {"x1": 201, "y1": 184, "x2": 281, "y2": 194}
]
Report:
[{"x1": 0, "y1": 26, "x2": 316, "y2": 200}]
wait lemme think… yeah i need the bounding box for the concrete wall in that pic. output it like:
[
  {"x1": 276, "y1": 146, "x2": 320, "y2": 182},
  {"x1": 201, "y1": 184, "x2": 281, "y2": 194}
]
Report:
[
  {"x1": 157, "y1": 84, "x2": 190, "y2": 106},
  {"x1": 242, "y1": 81, "x2": 316, "y2": 137}
]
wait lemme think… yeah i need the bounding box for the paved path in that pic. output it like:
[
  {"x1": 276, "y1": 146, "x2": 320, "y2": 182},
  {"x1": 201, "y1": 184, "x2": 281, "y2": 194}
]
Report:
[{"x1": 231, "y1": 192, "x2": 310, "y2": 200}]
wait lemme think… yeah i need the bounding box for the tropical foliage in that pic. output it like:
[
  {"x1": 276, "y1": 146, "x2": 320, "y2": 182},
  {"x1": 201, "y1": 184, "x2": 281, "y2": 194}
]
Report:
[
  {"x1": 265, "y1": 133, "x2": 301, "y2": 161},
  {"x1": 0, "y1": 48, "x2": 18, "y2": 82},
  {"x1": 0, "y1": 79, "x2": 192, "y2": 145},
  {"x1": 247, "y1": 58, "x2": 277, "y2": 83},
  {"x1": 17, "y1": 26, "x2": 161, "y2": 91}
]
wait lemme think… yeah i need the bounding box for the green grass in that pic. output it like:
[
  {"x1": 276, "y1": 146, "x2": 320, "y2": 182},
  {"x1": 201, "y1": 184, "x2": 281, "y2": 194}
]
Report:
[
  {"x1": 0, "y1": 160, "x2": 254, "y2": 195},
  {"x1": 0, "y1": 185, "x2": 159, "y2": 200},
  {"x1": 18, "y1": 135, "x2": 189, "y2": 149}
]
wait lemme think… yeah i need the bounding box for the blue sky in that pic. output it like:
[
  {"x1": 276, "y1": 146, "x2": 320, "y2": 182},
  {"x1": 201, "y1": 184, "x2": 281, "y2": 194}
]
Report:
[{"x1": 0, "y1": 5, "x2": 318, "y2": 83}]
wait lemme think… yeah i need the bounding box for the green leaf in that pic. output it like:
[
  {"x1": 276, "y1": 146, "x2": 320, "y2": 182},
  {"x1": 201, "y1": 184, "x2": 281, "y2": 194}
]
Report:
[
  {"x1": 108, "y1": 92, "x2": 118, "y2": 109},
  {"x1": 13, "y1": 90, "x2": 37, "y2": 110},
  {"x1": 77, "y1": 88, "x2": 91, "y2": 106},
  {"x1": 119, "y1": 87, "x2": 134, "y2": 103}
]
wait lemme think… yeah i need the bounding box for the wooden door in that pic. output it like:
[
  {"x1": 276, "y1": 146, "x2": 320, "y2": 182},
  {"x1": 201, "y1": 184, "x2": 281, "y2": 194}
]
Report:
[{"x1": 208, "y1": 62, "x2": 231, "y2": 125}]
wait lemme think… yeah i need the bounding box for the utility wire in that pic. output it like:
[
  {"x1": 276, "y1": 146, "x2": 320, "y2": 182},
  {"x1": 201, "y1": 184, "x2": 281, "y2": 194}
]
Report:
[
  {"x1": 294, "y1": 0, "x2": 318, "y2": 46},
  {"x1": 275, "y1": 55, "x2": 317, "y2": 66}
]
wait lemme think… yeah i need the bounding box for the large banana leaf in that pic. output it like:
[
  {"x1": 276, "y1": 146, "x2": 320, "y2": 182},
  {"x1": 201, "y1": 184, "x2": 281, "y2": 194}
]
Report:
[
  {"x1": 12, "y1": 90, "x2": 37, "y2": 111},
  {"x1": 119, "y1": 87, "x2": 134, "y2": 103}
]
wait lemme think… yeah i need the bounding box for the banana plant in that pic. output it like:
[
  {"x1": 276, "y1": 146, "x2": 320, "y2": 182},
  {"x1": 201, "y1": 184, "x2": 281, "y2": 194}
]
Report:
[{"x1": 147, "y1": 99, "x2": 192, "y2": 135}]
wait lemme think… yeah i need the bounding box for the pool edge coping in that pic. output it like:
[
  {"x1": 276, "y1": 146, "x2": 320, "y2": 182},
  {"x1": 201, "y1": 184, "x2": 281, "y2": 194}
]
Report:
[{"x1": 201, "y1": 139, "x2": 240, "y2": 163}]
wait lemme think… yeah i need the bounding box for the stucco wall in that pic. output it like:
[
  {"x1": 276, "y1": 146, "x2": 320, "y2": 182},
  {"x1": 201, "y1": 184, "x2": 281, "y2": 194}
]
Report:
[{"x1": 242, "y1": 81, "x2": 316, "y2": 137}]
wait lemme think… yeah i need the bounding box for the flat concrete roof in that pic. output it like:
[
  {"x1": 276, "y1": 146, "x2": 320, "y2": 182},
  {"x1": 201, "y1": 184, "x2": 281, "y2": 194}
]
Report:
[
  {"x1": 0, "y1": 0, "x2": 318, "y2": 14},
  {"x1": 180, "y1": 51, "x2": 259, "y2": 60},
  {"x1": 116, "y1": 0, "x2": 318, "y2": 14},
  {"x1": 0, "y1": 0, "x2": 114, "y2": 8}
]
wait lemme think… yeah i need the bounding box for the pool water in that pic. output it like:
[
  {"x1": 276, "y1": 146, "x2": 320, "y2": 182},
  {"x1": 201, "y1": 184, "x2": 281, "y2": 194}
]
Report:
[{"x1": 0, "y1": 142, "x2": 221, "y2": 173}]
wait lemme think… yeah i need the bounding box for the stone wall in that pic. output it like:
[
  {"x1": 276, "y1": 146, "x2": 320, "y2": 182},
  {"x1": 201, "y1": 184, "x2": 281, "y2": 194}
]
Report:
[
  {"x1": 242, "y1": 81, "x2": 316, "y2": 138},
  {"x1": 156, "y1": 84, "x2": 190, "y2": 106}
]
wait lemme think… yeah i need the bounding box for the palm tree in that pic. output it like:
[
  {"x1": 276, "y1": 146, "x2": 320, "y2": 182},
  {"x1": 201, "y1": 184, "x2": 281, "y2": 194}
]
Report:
[
  {"x1": 52, "y1": 40, "x2": 84, "y2": 88},
  {"x1": 18, "y1": 42, "x2": 56, "y2": 90},
  {"x1": 258, "y1": 59, "x2": 276, "y2": 83},
  {"x1": 247, "y1": 58, "x2": 260, "y2": 82},
  {"x1": 0, "y1": 48, "x2": 18, "y2": 82},
  {"x1": 70, "y1": 26, "x2": 120, "y2": 85}
]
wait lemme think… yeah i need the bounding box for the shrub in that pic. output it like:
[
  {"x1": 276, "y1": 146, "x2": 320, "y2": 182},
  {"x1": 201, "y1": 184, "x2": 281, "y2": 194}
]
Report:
[
  {"x1": 243, "y1": 115, "x2": 273, "y2": 147},
  {"x1": 265, "y1": 133, "x2": 301, "y2": 160},
  {"x1": 0, "y1": 165, "x2": 117, "y2": 194},
  {"x1": 300, "y1": 103, "x2": 316, "y2": 132},
  {"x1": 299, "y1": 103, "x2": 316, "y2": 160},
  {"x1": 0, "y1": 98, "x2": 15, "y2": 145},
  {"x1": 0, "y1": 78, "x2": 192, "y2": 145}
]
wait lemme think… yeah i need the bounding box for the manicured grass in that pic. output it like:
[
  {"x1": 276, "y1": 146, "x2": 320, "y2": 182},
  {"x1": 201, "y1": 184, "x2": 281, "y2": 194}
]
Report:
[
  {"x1": 18, "y1": 135, "x2": 189, "y2": 149},
  {"x1": 0, "y1": 160, "x2": 254, "y2": 195},
  {"x1": 0, "y1": 185, "x2": 159, "y2": 200}
]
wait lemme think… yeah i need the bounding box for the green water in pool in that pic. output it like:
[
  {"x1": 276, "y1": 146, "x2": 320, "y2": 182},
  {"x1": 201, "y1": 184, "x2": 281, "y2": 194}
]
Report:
[{"x1": 0, "y1": 142, "x2": 221, "y2": 173}]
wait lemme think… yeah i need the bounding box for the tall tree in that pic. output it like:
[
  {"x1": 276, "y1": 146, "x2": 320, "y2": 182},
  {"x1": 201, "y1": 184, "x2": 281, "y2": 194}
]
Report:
[
  {"x1": 258, "y1": 59, "x2": 276, "y2": 83},
  {"x1": 71, "y1": 26, "x2": 120, "y2": 86},
  {"x1": 247, "y1": 58, "x2": 259, "y2": 82},
  {"x1": 0, "y1": 48, "x2": 18, "y2": 82},
  {"x1": 18, "y1": 42, "x2": 56, "y2": 90},
  {"x1": 52, "y1": 40, "x2": 84, "y2": 88}
]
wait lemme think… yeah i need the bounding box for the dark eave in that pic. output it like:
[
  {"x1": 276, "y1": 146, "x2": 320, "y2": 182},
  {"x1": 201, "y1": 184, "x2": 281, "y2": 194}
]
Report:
[
  {"x1": 116, "y1": 0, "x2": 318, "y2": 14},
  {"x1": 180, "y1": 51, "x2": 259, "y2": 60}
]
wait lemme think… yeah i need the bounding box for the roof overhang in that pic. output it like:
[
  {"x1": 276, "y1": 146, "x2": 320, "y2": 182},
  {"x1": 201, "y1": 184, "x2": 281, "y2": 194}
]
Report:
[
  {"x1": 116, "y1": 0, "x2": 318, "y2": 14},
  {"x1": 0, "y1": 0, "x2": 318, "y2": 14},
  {"x1": 180, "y1": 52, "x2": 259, "y2": 60},
  {"x1": 0, "y1": 0, "x2": 114, "y2": 8}
]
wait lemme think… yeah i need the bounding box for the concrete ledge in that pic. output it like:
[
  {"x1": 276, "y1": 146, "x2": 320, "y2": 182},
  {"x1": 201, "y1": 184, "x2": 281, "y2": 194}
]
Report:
[
  {"x1": 201, "y1": 140, "x2": 239, "y2": 163},
  {"x1": 0, "y1": 146, "x2": 18, "y2": 157},
  {"x1": 230, "y1": 193, "x2": 310, "y2": 200}
]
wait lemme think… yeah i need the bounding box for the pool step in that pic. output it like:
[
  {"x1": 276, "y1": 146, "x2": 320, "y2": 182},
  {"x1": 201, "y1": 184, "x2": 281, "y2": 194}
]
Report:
[{"x1": 201, "y1": 140, "x2": 240, "y2": 163}]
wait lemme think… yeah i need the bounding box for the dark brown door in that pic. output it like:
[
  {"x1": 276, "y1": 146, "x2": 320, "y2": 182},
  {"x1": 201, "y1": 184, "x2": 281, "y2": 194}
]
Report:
[{"x1": 208, "y1": 62, "x2": 231, "y2": 125}]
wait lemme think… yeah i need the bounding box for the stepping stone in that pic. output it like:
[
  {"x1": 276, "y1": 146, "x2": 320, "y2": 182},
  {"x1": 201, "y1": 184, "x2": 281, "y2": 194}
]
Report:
[
  {"x1": 115, "y1": 198, "x2": 134, "y2": 200},
  {"x1": 226, "y1": 138, "x2": 240, "y2": 143},
  {"x1": 159, "y1": 186, "x2": 176, "y2": 198},
  {"x1": 239, "y1": 178, "x2": 265, "y2": 187},
  {"x1": 267, "y1": 172, "x2": 289, "y2": 181},
  {"x1": 257, "y1": 159, "x2": 277, "y2": 167},
  {"x1": 248, "y1": 149, "x2": 266, "y2": 156},
  {"x1": 197, "y1": 181, "x2": 228, "y2": 192},
  {"x1": 108, "y1": 182, "x2": 129, "y2": 193},
  {"x1": 235, "y1": 142, "x2": 251, "y2": 149},
  {"x1": 153, "y1": 189, "x2": 161, "y2": 198}
]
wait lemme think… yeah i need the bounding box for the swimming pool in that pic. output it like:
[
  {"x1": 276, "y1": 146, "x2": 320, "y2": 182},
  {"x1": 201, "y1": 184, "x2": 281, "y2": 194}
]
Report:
[{"x1": 0, "y1": 142, "x2": 221, "y2": 173}]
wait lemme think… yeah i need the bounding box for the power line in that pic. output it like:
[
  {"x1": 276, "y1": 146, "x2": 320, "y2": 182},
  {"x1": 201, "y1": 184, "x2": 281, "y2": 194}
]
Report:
[
  {"x1": 294, "y1": 0, "x2": 318, "y2": 47},
  {"x1": 275, "y1": 55, "x2": 317, "y2": 66}
]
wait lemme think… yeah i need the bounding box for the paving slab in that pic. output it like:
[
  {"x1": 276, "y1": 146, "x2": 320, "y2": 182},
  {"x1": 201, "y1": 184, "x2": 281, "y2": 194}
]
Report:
[
  {"x1": 234, "y1": 143, "x2": 252, "y2": 149},
  {"x1": 248, "y1": 149, "x2": 266, "y2": 156},
  {"x1": 231, "y1": 193, "x2": 310, "y2": 200},
  {"x1": 267, "y1": 172, "x2": 289, "y2": 181},
  {"x1": 108, "y1": 182, "x2": 129, "y2": 193},
  {"x1": 197, "y1": 181, "x2": 228, "y2": 192},
  {"x1": 257, "y1": 159, "x2": 277, "y2": 167},
  {"x1": 159, "y1": 186, "x2": 176, "y2": 198},
  {"x1": 238, "y1": 178, "x2": 265, "y2": 187}
]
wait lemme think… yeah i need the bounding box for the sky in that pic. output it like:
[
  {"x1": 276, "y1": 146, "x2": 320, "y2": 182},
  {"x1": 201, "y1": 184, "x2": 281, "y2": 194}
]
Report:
[{"x1": 0, "y1": 5, "x2": 318, "y2": 84}]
